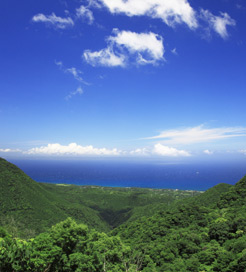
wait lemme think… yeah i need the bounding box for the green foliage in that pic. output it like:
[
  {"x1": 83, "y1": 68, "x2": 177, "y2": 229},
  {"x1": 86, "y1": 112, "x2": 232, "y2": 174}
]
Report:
[
  {"x1": 0, "y1": 218, "x2": 135, "y2": 272},
  {"x1": 0, "y1": 157, "x2": 201, "y2": 236},
  {"x1": 0, "y1": 158, "x2": 68, "y2": 236}
]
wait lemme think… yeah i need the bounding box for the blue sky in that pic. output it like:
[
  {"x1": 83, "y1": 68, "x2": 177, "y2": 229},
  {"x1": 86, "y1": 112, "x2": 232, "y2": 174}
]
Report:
[{"x1": 0, "y1": 0, "x2": 246, "y2": 160}]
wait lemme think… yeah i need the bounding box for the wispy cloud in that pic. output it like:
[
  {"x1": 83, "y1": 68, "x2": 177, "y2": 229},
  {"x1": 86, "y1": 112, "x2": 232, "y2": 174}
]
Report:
[
  {"x1": 55, "y1": 61, "x2": 89, "y2": 84},
  {"x1": 145, "y1": 125, "x2": 246, "y2": 145},
  {"x1": 201, "y1": 10, "x2": 236, "y2": 39},
  {"x1": 25, "y1": 143, "x2": 121, "y2": 156},
  {"x1": 83, "y1": 29, "x2": 164, "y2": 67},
  {"x1": 171, "y1": 48, "x2": 178, "y2": 55},
  {"x1": 32, "y1": 13, "x2": 74, "y2": 29},
  {"x1": 65, "y1": 86, "x2": 83, "y2": 100},
  {"x1": 76, "y1": 5, "x2": 94, "y2": 24},
  {"x1": 65, "y1": 67, "x2": 84, "y2": 82},
  {"x1": 95, "y1": 0, "x2": 198, "y2": 29},
  {"x1": 0, "y1": 148, "x2": 21, "y2": 153}
]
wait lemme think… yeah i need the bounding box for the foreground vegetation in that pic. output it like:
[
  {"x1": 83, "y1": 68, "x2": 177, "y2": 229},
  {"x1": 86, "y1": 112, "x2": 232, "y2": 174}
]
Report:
[{"x1": 1, "y1": 158, "x2": 246, "y2": 271}]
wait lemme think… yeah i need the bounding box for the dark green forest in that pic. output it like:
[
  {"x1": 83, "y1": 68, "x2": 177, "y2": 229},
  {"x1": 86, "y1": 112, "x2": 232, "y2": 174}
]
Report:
[{"x1": 0, "y1": 157, "x2": 246, "y2": 271}]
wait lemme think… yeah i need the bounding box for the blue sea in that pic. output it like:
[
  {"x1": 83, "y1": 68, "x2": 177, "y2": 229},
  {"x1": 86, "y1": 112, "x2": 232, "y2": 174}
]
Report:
[{"x1": 10, "y1": 159, "x2": 246, "y2": 191}]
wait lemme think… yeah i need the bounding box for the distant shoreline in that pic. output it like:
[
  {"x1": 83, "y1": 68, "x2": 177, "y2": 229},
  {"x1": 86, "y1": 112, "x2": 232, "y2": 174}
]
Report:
[{"x1": 39, "y1": 181, "x2": 205, "y2": 193}]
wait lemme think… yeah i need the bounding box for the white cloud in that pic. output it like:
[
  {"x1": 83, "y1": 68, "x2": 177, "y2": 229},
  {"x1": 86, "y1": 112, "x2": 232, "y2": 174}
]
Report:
[
  {"x1": 153, "y1": 143, "x2": 191, "y2": 157},
  {"x1": 203, "y1": 149, "x2": 213, "y2": 155},
  {"x1": 145, "y1": 125, "x2": 246, "y2": 145},
  {"x1": 65, "y1": 86, "x2": 83, "y2": 100},
  {"x1": 76, "y1": 5, "x2": 94, "y2": 24},
  {"x1": 201, "y1": 10, "x2": 236, "y2": 39},
  {"x1": 32, "y1": 13, "x2": 74, "y2": 29},
  {"x1": 110, "y1": 29, "x2": 164, "y2": 64},
  {"x1": 84, "y1": 47, "x2": 126, "y2": 67},
  {"x1": 24, "y1": 143, "x2": 191, "y2": 157},
  {"x1": 26, "y1": 143, "x2": 121, "y2": 156},
  {"x1": 0, "y1": 148, "x2": 21, "y2": 153},
  {"x1": 91, "y1": 1, "x2": 235, "y2": 39},
  {"x1": 129, "y1": 148, "x2": 149, "y2": 156},
  {"x1": 97, "y1": 0, "x2": 198, "y2": 29},
  {"x1": 83, "y1": 30, "x2": 164, "y2": 67}
]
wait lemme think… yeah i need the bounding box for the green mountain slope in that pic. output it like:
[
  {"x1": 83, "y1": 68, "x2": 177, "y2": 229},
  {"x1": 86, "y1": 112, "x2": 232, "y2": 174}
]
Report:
[
  {"x1": 112, "y1": 175, "x2": 246, "y2": 271},
  {"x1": 0, "y1": 157, "x2": 67, "y2": 235},
  {"x1": 0, "y1": 158, "x2": 202, "y2": 236},
  {"x1": 0, "y1": 158, "x2": 109, "y2": 236},
  {"x1": 40, "y1": 183, "x2": 202, "y2": 230}
]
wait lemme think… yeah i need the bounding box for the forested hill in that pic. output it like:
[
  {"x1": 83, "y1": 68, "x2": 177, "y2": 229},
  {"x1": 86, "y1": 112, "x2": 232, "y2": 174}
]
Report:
[
  {"x1": 111, "y1": 175, "x2": 246, "y2": 271},
  {"x1": 0, "y1": 157, "x2": 110, "y2": 235},
  {"x1": 0, "y1": 157, "x2": 201, "y2": 236},
  {"x1": 1, "y1": 158, "x2": 246, "y2": 271},
  {"x1": 0, "y1": 157, "x2": 67, "y2": 235}
]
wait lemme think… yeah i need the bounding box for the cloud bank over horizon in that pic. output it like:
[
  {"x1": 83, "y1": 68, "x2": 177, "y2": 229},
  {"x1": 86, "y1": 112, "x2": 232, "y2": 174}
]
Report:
[
  {"x1": 1, "y1": 124, "x2": 246, "y2": 159},
  {"x1": 23, "y1": 143, "x2": 191, "y2": 157}
]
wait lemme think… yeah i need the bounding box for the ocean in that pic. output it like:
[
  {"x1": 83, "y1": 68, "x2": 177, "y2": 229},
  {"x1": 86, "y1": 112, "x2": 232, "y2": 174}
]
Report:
[{"x1": 10, "y1": 159, "x2": 246, "y2": 191}]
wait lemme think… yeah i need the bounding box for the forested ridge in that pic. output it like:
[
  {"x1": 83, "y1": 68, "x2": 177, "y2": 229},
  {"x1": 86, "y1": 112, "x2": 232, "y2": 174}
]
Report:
[
  {"x1": 0, "y1": 158, "x2": 201, "y2": 236},
  {"x1": 0, "y1": 158, "x2": 246, "y2": 271}
]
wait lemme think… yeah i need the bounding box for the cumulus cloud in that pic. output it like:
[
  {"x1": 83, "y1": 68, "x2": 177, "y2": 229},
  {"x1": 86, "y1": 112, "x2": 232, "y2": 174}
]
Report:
[
  {"x1": 96, "y1": 0, "x2": 198, "y2": 29},
  {"x1": 145, "y1": 125, "x2": 246, "y2": 145},
  {"x1": 26, "y1": 143, "x2": 121, "y2": 156},
  {"x1": 90, "y1": 0, "x2": 235, "y2": 39},
  {"x1": 32, "y1": 13, "x2": 74, "y2": 29},
  {"x1": 153, "y1": 143, "x2": 191, "y2": 157},
  {"x1": 76, "y1": 5, "x2": 94, "y2": 24},
  {"x1": 83, "y1": 30, "x2": 164, "y2": 67},
  {"x1": 84, "y1": 47, "x2": 126, "y2": 67},
  {"x1": 17, "y1": 142, "x2": 192, "y2": 158},
  {"x1": 239, "y1": 149, "x2": 246, "y2": 155},
  {"x1": 65, "y1": 86, "x2": 83, "y2": 100},
  {"x1": 203, "y1": 149, "x2": 213, "y2": 155},
  {"x1": 201, "y1": 10, "x2": 236, "y2": 39},
  {"x1": 110, "y1": 29, "x2": 164, "y2": 64},
  {"x1": 129, "y1": 148, "x2": 149, "y2": 156}
]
